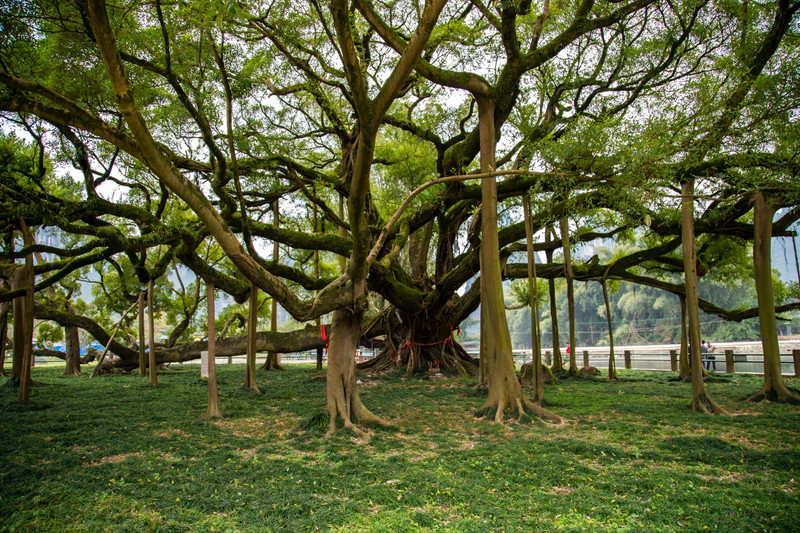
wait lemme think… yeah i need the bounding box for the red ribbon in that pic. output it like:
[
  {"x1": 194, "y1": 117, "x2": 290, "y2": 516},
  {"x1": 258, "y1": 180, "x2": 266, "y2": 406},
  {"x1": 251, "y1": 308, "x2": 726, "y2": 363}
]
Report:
[{"x1": 320, "y1": 324, "x2": 328, "y2": 355}]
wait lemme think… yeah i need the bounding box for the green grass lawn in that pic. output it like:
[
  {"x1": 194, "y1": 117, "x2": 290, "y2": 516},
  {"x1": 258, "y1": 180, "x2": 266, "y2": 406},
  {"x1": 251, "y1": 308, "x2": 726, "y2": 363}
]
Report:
[{"x1": 1, "y1": 365, "x2": 798, "y2": 532}]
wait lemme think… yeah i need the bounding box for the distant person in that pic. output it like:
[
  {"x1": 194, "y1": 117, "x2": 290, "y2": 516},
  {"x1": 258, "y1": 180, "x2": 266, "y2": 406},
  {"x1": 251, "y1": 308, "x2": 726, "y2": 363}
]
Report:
[
  {"x1": 566, "y1": 342, "x2": 571, "y2": 356},
  {"x1": 705, "y1": 340, "x2": 716, "y2": 371},
  {"x1": 701, "y1": 339, "x2": 709, "y2": 370}
]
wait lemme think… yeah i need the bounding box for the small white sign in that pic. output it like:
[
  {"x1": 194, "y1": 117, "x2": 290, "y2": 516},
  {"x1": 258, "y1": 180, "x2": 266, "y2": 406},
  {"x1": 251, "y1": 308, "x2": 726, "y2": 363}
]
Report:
[{"x1": 201, "y1": 350, "x2": 209, "y2": 379}]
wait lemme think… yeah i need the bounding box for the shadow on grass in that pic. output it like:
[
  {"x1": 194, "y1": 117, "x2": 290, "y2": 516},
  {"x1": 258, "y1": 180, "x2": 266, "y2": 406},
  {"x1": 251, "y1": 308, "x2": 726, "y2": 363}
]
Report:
[{"x1": 660, "y1": 435, "x2": 800, "y2": 471}]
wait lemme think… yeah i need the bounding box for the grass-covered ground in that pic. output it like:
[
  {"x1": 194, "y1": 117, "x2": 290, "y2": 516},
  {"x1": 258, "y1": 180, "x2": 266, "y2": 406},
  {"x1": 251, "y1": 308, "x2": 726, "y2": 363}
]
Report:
[{"x1": 1, "y1": 364, "x2": 798, "y2": 532}]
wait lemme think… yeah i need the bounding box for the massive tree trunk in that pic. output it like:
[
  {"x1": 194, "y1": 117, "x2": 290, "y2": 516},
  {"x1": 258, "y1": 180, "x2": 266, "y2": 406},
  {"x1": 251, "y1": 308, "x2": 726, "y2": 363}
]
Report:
[
  {"x1": 475, "y1": 97, "x2": 560, "y2": 423},
  {"x1": 560, "y1": 217, "x2": 578, "y2": 376},
  {"x1": 358, "y1": 306, "x2": 478, "y2": 377},
  {"x1": 243, "y1": 287, "x2": 260, "y2": 392},
  {"x1": 682, "y1": 179, "x2": 724, "y2": 413},
  {"x1": 205, "y1": 283, "x2": 222, "y2": 418},
  {"x1": 748, "y1": 192, "x2": 799, "y2": 403}
]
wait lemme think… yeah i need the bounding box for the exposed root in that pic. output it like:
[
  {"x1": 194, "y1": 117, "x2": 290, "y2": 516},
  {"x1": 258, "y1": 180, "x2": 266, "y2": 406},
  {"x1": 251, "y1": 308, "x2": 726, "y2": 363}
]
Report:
[
  {"x1": 746, "y1": 387, "x2": 800, "y2": 405},
  {"x1": 476, "y1": 397, "x2": 565, "y2": 425},
  {"x1": 523, "y1": 398, "x2": 566, "y2": 424},
  {"x1": 689, "y1": 393, "x2": 729, "y2": 415}
]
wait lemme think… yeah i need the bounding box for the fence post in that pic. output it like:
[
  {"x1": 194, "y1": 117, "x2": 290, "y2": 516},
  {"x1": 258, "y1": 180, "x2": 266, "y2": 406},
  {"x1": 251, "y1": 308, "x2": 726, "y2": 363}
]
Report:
[
  {"x1": 583, "y1": 350, "x2": 589, "y2": 368},
  {"x1": 624, "y1": 350, "x2": 631, "y2": 370},
  {"x1": 669, "y1": 349, "x2": 677, "y2": 372},
  {"x1": 545, "y1": 350, "x2": 551, "y2": 366},
  {"x1": 793, "y1": 349, "x2": 800, "y2": 378},
  {"x1": 725, "y1": 349, "x2": 735, "y2": 374}
]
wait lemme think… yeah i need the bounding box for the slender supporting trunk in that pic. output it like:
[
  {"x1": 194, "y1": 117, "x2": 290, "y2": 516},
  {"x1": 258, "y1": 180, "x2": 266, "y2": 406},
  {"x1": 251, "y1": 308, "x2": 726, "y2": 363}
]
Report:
[
  {"x1": 677, "y1": 294, "x2": 691, "y2": 380},
  {"x1": 545, "y1": 226, "x2": 563, "y2": 372},
  {"x1": 138, "y1": 290, "x2": 146, "y2": 376},
  {"x1": 748, "y1": 192, "x2": 799, "y2": 403},
  {"x1": 243, "y1": 287, "x2": 260, "y2": 391},
  {"x1": 205, "y1": 283, "x2": 222, "y2": 418},
  {"x1": 601, "y1": 278, "x2": 616, "y2": 381},
  {"x1": 476, "y1": 98, "x2": 561, "y2": 423},
  {"x1": 523, "y1": 194, "x2": 544, "y2": 403},
  {"x1": 147, "y1": 279, "x2": 158, "y2": 386},
  {"x1": 560, "y1": 217, "x2": 578, "y2": 376},
  {"x1": 682, "y1": 179, "x2": 724, "y2": 413},
  {"x1": 90, "y1": 301, "x2": 138, "y2": 377}
]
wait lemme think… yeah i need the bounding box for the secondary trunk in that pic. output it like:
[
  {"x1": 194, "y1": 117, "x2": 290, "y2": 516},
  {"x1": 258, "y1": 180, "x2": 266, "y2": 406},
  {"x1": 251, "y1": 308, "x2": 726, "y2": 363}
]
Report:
[
  {"x1": 205, "y1": 283, "x2": 222, "y2": 418},
  {"x1": 243, "y1": 287, "x2": 260, "y2": 391},
  {"x1": 681, "y1": 179, "x2": 724, "y2": 414},
  {"x1": 748, "y1": 192, "x2": 799, "y2": 403}
]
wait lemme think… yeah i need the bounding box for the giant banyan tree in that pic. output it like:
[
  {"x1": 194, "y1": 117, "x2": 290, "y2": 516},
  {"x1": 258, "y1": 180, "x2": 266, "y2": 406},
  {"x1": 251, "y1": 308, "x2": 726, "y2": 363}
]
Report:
[{"x1": 1, "y1": 0, "x2": 799, "y2": 420}]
